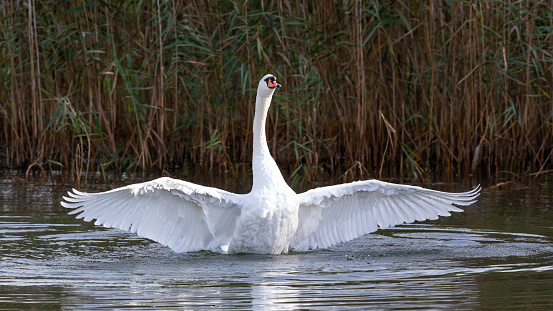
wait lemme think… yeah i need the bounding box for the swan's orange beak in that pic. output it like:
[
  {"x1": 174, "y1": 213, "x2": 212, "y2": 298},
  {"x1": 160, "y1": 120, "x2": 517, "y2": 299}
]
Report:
[{"x1": 268, "y1": 79, "x2": 281, "y2": 89}]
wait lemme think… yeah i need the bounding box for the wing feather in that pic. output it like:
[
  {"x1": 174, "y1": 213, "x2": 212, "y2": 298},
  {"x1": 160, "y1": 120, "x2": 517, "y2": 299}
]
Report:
[
  {"x1": 393, "y1": 196, "x2": 416, "y2": 223},
  {"x1": 377, "y1": 194, "x2": 392, "y2": 227},
  {"x1": 291, "y1": 180, "x2": 480, "y2": 251},
  {"x1": 396, "y1": 196, "x2": 426, "y2": 221},
  {"x1": 62, "y1": 177, "x2": 243, "y2": 253},
  {"x1": 384, "y1": 197, "x2": 399, "y2": 225}
]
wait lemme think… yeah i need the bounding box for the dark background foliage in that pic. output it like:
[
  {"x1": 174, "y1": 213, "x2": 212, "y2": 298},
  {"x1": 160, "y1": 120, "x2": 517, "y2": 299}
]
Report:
[{"x1": 1, "y1": 0, "x2": 552, "y2": 185}]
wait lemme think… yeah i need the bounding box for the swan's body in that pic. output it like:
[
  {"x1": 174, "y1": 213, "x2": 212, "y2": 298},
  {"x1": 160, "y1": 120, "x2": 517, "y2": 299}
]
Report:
[{"x1": 62, "y1": 74, "x2": 480, "y2": 254}]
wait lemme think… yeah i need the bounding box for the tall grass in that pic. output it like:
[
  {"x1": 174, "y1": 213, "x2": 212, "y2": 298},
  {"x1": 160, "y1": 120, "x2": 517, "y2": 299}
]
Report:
[{"x1": 1, "y1": 0, "x2": 552, "y2": 184}]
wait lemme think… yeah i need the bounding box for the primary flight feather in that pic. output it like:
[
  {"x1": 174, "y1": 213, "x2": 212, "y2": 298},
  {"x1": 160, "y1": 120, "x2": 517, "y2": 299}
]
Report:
[{"x1": 62, "y1": 74, "x2": 480, "y2": 254}]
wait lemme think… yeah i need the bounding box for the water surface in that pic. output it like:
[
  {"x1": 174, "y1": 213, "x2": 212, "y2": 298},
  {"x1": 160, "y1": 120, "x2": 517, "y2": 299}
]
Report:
[{"x1": 1, "y1": 172, "x2": 552, "y2": 310}]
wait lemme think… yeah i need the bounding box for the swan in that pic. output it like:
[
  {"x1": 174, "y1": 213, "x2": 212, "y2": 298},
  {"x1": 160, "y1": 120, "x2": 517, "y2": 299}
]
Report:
[{"x1": 61, "y1": 74, "x2": 480, "y2": 254}]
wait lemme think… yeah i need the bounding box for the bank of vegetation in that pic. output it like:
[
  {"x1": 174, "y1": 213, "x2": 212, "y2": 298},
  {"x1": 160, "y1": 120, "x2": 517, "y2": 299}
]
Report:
[{"x1": 1, "y1": 0, "x2": 552, "y2": 184}]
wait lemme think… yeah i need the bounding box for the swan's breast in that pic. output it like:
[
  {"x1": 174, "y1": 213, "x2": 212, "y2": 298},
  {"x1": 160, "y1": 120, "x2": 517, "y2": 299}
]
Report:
[{"x1": 229, "y1": 188, "x2": 299, "y2": 254}]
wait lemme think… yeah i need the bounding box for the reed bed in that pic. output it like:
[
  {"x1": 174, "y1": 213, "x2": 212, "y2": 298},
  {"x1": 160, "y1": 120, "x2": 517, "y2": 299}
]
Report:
[{"x1": 1, "y1": 0, "x2": 552, "y2": 185}]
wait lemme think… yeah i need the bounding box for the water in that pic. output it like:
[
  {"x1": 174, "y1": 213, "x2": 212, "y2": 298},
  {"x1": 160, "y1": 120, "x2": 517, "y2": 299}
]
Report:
[{"x1": 1, "y1": 171, "x2": 553, "y2": 310}]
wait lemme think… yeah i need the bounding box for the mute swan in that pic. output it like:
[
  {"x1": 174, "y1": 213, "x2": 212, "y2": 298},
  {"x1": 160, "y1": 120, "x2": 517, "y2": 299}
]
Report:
[{"x1": 62, "y1": 74, "x2": 480, "y2": 254}]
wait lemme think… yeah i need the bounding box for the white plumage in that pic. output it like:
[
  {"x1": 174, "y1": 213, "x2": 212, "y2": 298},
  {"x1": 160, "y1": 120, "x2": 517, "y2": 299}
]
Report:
[{"x1": 62, "y1": 74, "x2": 480, "y2": 254}]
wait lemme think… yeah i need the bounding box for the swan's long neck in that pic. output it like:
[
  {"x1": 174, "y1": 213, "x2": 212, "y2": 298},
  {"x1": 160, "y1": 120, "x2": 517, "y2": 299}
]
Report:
[
  {"x1": 252, "y1": 92, "x2": 289, "y2": 190},
  {"x1": 252, "y1": 94, "x2": 272, "y2": 157}
]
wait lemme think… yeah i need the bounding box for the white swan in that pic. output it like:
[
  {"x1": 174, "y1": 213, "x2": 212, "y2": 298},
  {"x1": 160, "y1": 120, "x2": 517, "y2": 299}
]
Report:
[{"x1": 62, "y1": 74, "x2": 480, "y2": 254}]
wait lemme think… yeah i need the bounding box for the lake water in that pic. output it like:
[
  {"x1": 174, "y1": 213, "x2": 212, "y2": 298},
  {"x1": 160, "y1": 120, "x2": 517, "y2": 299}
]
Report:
[{"x1": 1, "y1": 171, "x2": 552, "y2": 310}]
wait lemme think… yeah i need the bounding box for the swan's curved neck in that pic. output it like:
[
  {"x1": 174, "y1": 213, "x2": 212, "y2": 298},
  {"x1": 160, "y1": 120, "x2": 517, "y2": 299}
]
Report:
[
  {"x1": 251, "y1": 92, "x2": 289, "y2": 190},
  {"x1": 252, "y1": 94, "x2": 272, "y2": 156}
]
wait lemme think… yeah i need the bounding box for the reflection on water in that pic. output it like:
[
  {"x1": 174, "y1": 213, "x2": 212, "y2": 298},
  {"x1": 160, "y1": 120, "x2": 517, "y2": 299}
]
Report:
[{"x1": 1, "y1": 171, "x2": 553, "y2": 309}]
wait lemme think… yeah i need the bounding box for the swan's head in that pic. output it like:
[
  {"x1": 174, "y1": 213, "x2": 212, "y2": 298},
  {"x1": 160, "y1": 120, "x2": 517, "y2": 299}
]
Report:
[{"x1": 257, "y1": 74, "x2": 281, "y2": 98}]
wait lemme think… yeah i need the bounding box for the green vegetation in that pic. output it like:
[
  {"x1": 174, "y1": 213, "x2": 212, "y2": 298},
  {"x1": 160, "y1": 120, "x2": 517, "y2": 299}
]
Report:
[{"x1": 1, "y1": 0, "x2": 552, "y2": 184}]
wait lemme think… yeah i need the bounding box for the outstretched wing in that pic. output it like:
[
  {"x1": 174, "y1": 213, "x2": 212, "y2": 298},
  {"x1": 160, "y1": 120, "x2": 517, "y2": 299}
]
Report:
[
  {"x1": 61, "y1": 177, "x2": 243, "y2": 253},
  {"x1": 290, "y1": 180, "x2": 480, "y2": 251}
]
